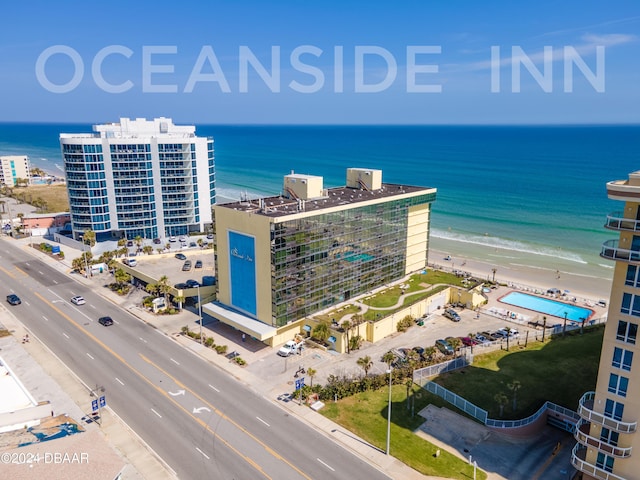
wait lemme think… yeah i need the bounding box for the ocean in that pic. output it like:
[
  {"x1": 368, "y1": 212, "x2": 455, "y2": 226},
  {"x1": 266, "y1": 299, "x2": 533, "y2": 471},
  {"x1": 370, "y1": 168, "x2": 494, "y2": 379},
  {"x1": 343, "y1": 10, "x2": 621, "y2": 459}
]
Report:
[{"x1": 1, "y1": 123, "x2": 638, "y2": 288}]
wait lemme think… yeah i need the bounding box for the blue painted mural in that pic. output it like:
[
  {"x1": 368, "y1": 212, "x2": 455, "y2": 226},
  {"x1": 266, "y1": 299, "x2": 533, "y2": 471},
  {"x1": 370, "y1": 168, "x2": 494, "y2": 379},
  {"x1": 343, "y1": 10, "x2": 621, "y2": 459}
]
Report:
[{"x1": 228, "y1": 231, "x2": 257, "y2": 315}]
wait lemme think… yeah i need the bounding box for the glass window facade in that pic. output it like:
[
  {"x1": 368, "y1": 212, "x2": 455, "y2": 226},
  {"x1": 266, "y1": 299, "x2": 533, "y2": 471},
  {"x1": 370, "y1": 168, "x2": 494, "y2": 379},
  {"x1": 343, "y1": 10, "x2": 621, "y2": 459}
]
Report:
[{"x1": 269, "y1": 193, "x2": 434, "y2": 326}]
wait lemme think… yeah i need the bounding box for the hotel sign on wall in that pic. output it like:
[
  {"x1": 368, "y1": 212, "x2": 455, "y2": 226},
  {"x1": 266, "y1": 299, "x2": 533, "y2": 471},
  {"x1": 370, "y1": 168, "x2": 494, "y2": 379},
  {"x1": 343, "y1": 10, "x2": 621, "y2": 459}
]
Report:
[{"x1": 228, "y1": 231, "x2": 257, "y2": 315}]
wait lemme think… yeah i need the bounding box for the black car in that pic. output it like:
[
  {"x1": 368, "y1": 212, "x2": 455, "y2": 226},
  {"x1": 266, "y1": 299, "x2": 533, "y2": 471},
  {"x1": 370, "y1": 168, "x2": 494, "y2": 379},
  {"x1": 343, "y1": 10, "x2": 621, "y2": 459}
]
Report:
[
  {"x1": 153, "y1": 238, "x2": 162, "y2": 244},
  {"x1": 175, "y1": 253, "x2": 187, "y2": 260},
  {"x1": 186, "y1": 279, "x2": 200, "y2": 288},
  {"x1": 126, "y1": 240, "x2": 134, "y2": 247},
  {"x1": 6, "y1": 294, "x2": 21, "y2": 305},
  {"x1": 195, "y1": 260, "x2": 203, "y2": 269},
  {"x1": 174, "y1": 283, "x2": 188, "y2": 290},
  {"x1": 98, "y1": 316, "x2": 114, "y2": 326}
]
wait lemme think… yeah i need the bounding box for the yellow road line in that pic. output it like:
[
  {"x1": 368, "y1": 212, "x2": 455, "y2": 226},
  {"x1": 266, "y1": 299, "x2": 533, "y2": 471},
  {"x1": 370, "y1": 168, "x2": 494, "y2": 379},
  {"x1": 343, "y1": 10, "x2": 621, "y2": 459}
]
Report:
[{"x1": 33, "y1": 291, "x2": 275, "y2": 479}]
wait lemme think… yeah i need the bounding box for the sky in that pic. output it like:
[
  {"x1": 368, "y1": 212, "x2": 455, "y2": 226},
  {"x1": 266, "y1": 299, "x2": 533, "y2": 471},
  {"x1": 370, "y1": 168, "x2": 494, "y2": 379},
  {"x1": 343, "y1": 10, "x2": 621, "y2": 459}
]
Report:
[{"x1": 1, "y1": 1, "x2": 638, "y2": 124}]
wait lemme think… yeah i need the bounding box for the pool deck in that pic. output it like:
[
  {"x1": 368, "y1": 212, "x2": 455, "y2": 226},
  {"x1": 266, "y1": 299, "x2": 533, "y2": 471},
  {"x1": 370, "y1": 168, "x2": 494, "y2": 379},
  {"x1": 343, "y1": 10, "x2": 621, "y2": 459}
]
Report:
[{"x1": 497, "y1": 291, "x2": 595, "y2": 322}]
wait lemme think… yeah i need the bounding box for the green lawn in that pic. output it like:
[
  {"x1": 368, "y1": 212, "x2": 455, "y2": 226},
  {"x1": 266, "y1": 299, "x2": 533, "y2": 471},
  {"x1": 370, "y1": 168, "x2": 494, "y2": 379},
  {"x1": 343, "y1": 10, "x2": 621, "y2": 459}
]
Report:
[
  {"x1": 435, "y1": 327, "x2": 603, "y2": 419},
  {"x1": 320, "y1": 326, "x2": 604, "y2": 478},
  {"x1": 322, "y1": 384, "x2": 486, "y2": 480}
]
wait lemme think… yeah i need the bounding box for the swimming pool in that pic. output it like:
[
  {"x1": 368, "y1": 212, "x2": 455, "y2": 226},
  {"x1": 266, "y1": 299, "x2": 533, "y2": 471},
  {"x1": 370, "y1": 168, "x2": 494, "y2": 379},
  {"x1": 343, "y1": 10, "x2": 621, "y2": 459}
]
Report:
[{"x1": 499, "y1": 291, "x2": 594, "y2": 322}]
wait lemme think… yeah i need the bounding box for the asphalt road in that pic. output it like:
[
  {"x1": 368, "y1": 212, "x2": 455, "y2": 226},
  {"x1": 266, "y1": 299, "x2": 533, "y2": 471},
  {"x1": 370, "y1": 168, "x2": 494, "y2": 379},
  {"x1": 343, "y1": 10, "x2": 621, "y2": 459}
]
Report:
[{"x1": 0, "y1": 240, "x2": 391, "y2": 480}]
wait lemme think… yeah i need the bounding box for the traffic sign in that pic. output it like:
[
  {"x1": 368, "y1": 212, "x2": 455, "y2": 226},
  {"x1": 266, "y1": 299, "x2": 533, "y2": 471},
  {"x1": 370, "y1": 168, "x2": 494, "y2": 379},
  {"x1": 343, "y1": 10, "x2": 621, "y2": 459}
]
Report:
[
  {"x1": 295, "y1": 377, "x2": 305, "y2": 390},
  {"x1": 99, "y1": 395, "x2": 106, "y2": 408},
  {"x1": 91, "y1": 399, "x2": 98, "y2": 412}
]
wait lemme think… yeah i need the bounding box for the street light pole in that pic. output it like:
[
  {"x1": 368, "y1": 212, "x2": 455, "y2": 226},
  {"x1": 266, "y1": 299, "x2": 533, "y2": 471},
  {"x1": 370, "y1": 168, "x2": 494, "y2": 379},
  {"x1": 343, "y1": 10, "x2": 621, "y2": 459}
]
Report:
[
  {"x1": 563, "y1": 311, "x2": 568, "y2": 337},
  {"x1": 197, "y1": 285, "x2": 203, "y2": 344},
  {"x1": 386, "y1": 368, "x2": 392, "y2": 455}
]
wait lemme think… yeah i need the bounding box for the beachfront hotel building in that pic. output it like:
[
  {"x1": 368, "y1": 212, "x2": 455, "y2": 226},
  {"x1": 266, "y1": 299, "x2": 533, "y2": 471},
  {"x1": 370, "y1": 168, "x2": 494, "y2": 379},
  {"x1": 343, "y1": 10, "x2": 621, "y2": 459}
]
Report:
[
  {"x1": 573, "y1": 170, "x2": 640, "y2": 479},
  {"x1": 203, "y1": 168, "x2": 436, "y2": 344},
  {"x1": 59, "y1": 117, "x2": 215, "y2": 242},
  {"x1": 0, "y1": 155, "x2": 30, "y2": 187}
]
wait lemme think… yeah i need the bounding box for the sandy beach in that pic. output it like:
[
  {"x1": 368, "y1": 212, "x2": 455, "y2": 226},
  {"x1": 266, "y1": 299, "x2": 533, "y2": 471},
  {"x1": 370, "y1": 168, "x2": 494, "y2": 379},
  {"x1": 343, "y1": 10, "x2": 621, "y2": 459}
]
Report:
[{"x1": 429, "y1": 242, "x2": 613, "y2": 303}]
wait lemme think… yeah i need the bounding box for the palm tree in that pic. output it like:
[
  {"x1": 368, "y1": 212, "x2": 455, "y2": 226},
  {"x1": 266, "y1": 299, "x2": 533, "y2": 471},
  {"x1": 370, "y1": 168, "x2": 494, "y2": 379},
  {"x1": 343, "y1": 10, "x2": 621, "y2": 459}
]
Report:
[
  {"x1": 341, "y1": 320, "x2": 352, "y2": 353},
  {"x1": 82, "y1": 229, "x2": 96, "y2": 247},
  {"x1": 174, "y1": 295, "x2": 186, "y2": 310},
  {"x1": 508, "y1": 380, "x2": 522, "y2": 412},
  {"x1": 382, "y1": 350, "x2": 395, "y2": 367},
  {"x1": 146, "y1": 283, "x2": 159, "y2": 296},
  {"x1": 197, "y1": 238, "x2": 204, "y2": 248},
  {"x1": 312, "y1": 322, "x2": 330, "y2": 344},
  {"x1": 134, "y1": 235, "x2": 143, "y2": 251},
  {"x1": 494, "y1": 393, "x2": 508, "y2": 417},
  {"x1": 423, "y1": 346, "x2": 436, "y2": 362},
  {"x1": 446, "y1": 336, "x2": 462, "y2": 357},
  {"x1": 357, "y1": 356, "x2": 373, "y2": 377},
  {"x1": 349, "y1": 335, "x2": 363, "y2": 352},
  {"x1": 157, "y1": 275, "x2": 171, "y2": 304},
  {"x1": 142, "y1": 245, "x2": 153, "y2": 255},
  {"x1": 307, "y1": 367, "x2": 317, "y2": 387},
  {"x1": 114, "y1": 268, "x2": 131, "y2": 286},
  {"x1": 117, "y1": 238, "x2": 126, "y2": 248}
]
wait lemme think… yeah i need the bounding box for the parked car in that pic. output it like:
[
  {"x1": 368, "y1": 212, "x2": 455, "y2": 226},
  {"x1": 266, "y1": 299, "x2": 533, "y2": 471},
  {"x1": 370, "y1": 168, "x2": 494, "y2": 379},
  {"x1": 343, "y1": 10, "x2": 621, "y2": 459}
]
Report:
[
  {"x1": 70, "y1": 295, "x2": 86, "y2": 305},
  {"x1": 277, "y1": 340, "x2": 304, "y2": 357},
  {"x1": 175, "y1": 253, "x2": 187, "y2": 260},
  {"x1": 492, "y1": 329, "x2": 508, "y2": 339},
  {"x1": 195, "y1": 260, "x2": 203, "y2": 269},
  {"x1": 182, "y1": 260, "x2": 192, "y2": 271},
  {"x1": 443, "y1": 308, "x2": 461, "y2": 322},
  {"x1": 153, "y1": 238, "x2": 162, "y2": 244},
  {"x1": 480, "y1": 331, "x2": 499, "y2": 341},
  {"x1": 189, "y1": 241, "x2": 197, "y2": 248},
  {"x1": 435, "y1": 339, "x2": 454, "y2": 355},
  {"x1": 98, "y1": 316, "x2": 114, "y2": 326},
  {"x1": 169, "y1": 236, "x2": 177, "y2": 242},
  {"x1": 497, "y1": 327, "x2": 520, "y2": 338},
  {"x1": 459, "y1": 336, "x2": 478, "y2": 347},
  {"x1": 126, "y1": 240, "x2": 134, "y2": 247},
  {"x1": 174, "y1": 283, "x2": 188, "y2": 290},
  {"x1": 185, "y1": 279, "x2": 200, "y2": 288},
  {"x1": 6, "y1": 294, "x2": 21, "y2": 305},
  {"x1": 179, "y1": 235, "x2": 187, "y2": 242},
  {"x1": 474, "y1": 333, "x2": 492, "y2": 344},
  {"x1": 124, "y1": 258, "x2": 137, "y2": 267},
  {"x1": 206, "y1": 233, "x2": 214, "y2": 239}
]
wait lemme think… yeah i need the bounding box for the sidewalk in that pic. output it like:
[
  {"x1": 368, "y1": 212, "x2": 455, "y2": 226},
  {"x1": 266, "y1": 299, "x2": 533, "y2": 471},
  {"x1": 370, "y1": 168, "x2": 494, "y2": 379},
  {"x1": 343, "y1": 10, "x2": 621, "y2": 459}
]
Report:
[{"x1": 10, "y1": 236, "x2": 439, "y2": 480}]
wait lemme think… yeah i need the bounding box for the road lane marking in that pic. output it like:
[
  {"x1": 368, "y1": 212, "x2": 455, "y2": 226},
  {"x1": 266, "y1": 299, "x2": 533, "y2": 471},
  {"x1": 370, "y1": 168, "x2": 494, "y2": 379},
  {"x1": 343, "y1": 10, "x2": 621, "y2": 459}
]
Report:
[
  {"x1": 140, "y1": 355, "x2": 310, "y2": 478},
  {"x1": 170, "y1": 358, "x2": 180, "y2": 365},
  {"x1": 62, "y1": 333, "x2": 70, "y2": 339},
  {"x1": 256, "y1": 417, "x2": 270, "y2": 427},
  {"x1": 151, "y1": 408, "x2": 162, "y2": 418},
  {"x1": 208, "y1": 384, "x2": 220, "y2": 392},
  {"x1": 42, "y1": 316, "x2": 49, "y2": 322},
  {"x1": 193, "y1": 407, "x2": 211, "y2": 414},
  {"x1": 169, "y1": 390, "x2": 185, "y2": 396},
  {"x1": 195, "y1": 447, "x2": 210, "y2": 460},
  {"x1": 139, "y1": 337, "x2": 147, "y2": 343},
  {"x1": 115, "y1": 378, "x2": 124, "y2": 386},
  {"x1": 33, "y1": 291, "x2": 293, "y2": 480},
  {"x1": 317, "y1": 458, "x2": 335, "y2": 471},
  {"x1": 86, "y1": 353, "x2": 94, "y2": 360}
]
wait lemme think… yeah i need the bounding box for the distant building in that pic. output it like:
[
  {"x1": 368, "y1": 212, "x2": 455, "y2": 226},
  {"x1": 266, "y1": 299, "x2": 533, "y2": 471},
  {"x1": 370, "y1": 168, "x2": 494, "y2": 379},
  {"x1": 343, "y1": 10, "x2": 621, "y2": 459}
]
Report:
[
  {"x1": 0, "y1": 155, "x2": 30, "y2": 187},
  {"x1": 59, "y1": 117, "x2": 215, "y2": 242},
  {"x1": 205, "y1": 168, "x2": 436, "y2": 344},
  {"x1": 573, "y1": 170, "x2": 640, "y2": 478}
]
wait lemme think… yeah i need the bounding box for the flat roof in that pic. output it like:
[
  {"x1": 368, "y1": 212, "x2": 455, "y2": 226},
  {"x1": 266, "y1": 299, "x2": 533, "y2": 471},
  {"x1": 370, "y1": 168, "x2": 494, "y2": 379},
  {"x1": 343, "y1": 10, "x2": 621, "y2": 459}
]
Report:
[
  {"x1": 217, "y1": 183, "x2": 435, "y2": 218},
  {"x1": 0, "y1": 357, "x2": 37, "y2": 413},
  {"x1": 202, "y1": 303, "x2": 277, "y2": 341}
]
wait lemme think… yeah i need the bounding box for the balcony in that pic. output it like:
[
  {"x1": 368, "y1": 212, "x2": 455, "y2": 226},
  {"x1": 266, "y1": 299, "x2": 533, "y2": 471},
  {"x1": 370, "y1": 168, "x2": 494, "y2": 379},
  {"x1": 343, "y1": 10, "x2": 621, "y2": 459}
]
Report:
[
  {"x1": 601, "y1": 240, "x2": 640, "y2": 263},
  {"x1": 605, "y1": 212, "x2": 640, "y2": 232},
  {"x1": 575, "y1": 419, "x2": 632, "y2": 458},
  {"x1": 571, "y1": 444, "x2": 627, "y2": 480},
  {"x1": 578, "y1": 392, "x2": 637, "y2": 433}
]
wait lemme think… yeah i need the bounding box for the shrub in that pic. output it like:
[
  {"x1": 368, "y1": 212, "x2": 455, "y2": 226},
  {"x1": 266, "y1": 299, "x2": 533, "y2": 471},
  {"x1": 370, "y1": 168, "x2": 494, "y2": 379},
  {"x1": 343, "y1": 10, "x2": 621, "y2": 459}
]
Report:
[
  {"x1": 215, "y1": 345, "x2": 228, "y2": 355},
  {"x1": 233, "y1": 356, "x2": 246, "y2": 366},
  {"x1": 205, "y1": 337, "x2": 215, "y2": 347},
  {"x1": 397, "y1": 315, "x2": 413, "y2": 332},
  {"x1": 181, "y1": 325, "x2": 189, "y2": 335}
]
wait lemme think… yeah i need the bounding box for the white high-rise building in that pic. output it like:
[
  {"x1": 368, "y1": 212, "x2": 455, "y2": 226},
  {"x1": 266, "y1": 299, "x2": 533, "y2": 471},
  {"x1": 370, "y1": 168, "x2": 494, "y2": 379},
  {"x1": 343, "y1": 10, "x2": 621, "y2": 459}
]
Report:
[
  {"x1": 0, "y1": 155, "x2": 31, "y2": 187},
  {"x1": 60, "y1": 117, "x2": 215, "y2": 242}
]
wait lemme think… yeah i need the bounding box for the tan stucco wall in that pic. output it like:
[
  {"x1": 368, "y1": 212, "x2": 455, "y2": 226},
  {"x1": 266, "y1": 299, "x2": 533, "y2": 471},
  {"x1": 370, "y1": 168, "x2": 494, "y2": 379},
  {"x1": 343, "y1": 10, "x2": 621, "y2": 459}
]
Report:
[{"x1": 405, "y1": 203, "x2": 430, "y2": 274}]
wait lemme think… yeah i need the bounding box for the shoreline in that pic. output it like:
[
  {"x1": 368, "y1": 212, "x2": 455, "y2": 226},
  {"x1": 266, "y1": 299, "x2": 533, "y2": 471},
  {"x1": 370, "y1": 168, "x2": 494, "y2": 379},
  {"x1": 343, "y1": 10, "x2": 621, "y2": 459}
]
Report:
[{"x1": 429, "y1": 242, "x2": 612, "y2": 302}]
